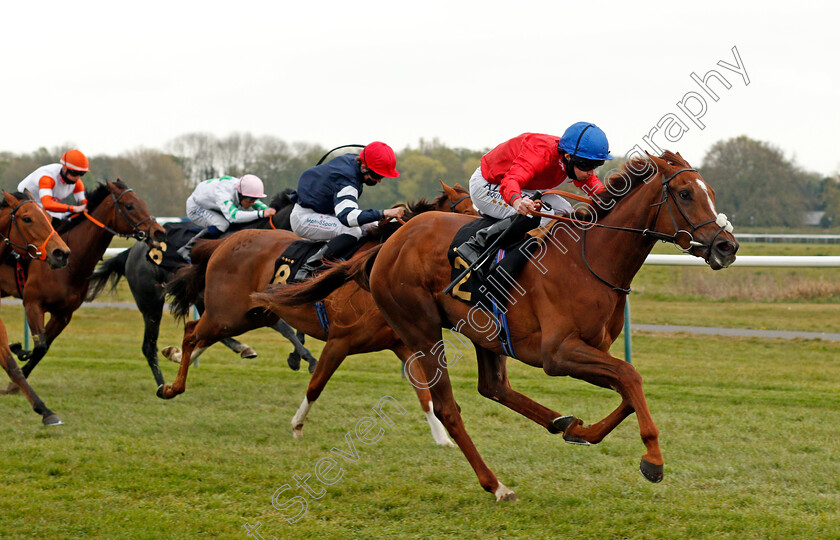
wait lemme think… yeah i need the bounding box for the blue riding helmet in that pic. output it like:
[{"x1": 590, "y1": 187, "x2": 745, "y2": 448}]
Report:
[{"x1": 558, "y1": 122, "x2": 613, "y2": 161}]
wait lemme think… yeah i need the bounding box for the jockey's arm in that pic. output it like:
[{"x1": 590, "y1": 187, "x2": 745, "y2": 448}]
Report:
[
  {"x1": 37, "y1": 176, "x2": 77, "y2": 214},
  {"x1": 221, "y1": 198, "x2": 263, "y2": 223},
  {"x1": 333, "y1": 183, "x2": 383, "y2": 227}
]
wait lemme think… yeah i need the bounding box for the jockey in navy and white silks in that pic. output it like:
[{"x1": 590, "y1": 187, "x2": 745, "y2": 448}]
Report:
[{"x1": 290, "y1": 141, "x2": 404, "y2": 266}]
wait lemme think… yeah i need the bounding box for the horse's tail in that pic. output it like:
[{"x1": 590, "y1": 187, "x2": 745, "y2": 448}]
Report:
[
  {"x1": 250, "y1": 244, "x2": 382, "y2": 313},
  {"x1": 165, "y1": 239, "x2": 223, "y2": 322},
  {"x1": 86, "y1": 248, "x2": 130, "y2": 301}
]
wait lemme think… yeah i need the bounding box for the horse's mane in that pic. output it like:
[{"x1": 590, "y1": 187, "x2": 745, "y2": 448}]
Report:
[
  {"x1": 56, "y1": 181, "x2": 129, "y2": 234},
  {"x1": 365, "y1": 183, "x2": 471, "y2": 242},
  {"x1": 405, "y1": 183, "x2": 470, "y2": 214},
  {"x1": 588, "y1": 150, "x2": 689, "y2": 220},
  {"x1": 268, "y1": 189, "x2": 296, "y2": 210},
  {"x1": 0, "y1": 191, "x2": 28, "y2": 209}
]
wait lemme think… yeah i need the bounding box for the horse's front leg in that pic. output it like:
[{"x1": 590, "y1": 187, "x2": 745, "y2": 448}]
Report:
[
  {"x1": 3, "y1": 303, "x2": 56, "y2": 394},
  {"x1": 0, "y1": 321, "x2": 62, "y2": 425},
  {"x1": 546, "y1": 336, "x2": 663, "y2": 483},
  {"x1": 157, "y1": 319, "x2": 214, "y2": 399}
]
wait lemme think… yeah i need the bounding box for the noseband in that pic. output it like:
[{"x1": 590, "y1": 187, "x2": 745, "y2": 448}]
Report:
[
  {"x1": 0, "y1": 199, "x2": 58, "y2": 261},
  {"x1": 84, "y1": 188, "x2": 157, "y2": 241}
]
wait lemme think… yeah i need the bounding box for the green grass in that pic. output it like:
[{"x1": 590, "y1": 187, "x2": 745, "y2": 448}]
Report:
[{"x1": 1, "y1": 304, "x2": 839, "y2": 539}]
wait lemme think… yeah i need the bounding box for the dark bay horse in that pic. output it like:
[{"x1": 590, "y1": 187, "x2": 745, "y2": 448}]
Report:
[
  {"x1": 252, "y1": 151, "x2": 740, "y2": 500},
  {"x1": 158, "y1": 182, "x2": 477, "y2": 446},
  {"x1": 86, "y1": 190, "x2": 317, "y2": 389},
  {"x1": 0, "y1": 192, "x2": 70, "y2": 424},
  {"x1": 0, "y1": 181, "x2": 166, "y2": 400}
]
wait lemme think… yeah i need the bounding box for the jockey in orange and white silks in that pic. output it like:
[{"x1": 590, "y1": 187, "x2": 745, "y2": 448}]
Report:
[{"x1": 18, "y1": 149, "x2": 89, "y2": 221}]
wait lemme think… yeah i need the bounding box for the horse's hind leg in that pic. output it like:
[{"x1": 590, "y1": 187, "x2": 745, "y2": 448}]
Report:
[
  {"x1": 393, "y1": 342, "x2": 454, "y2": 447},
  {"x1": 270, "y1": 319, "x2": 317, "y2": 373},
  {"x1": 289, "y1": 338, "x2": 350, "y2": 438},
  {"x1": 220, "y1": 338, "x2": 257, "y2": 359},
  {"x1": 0, "y1": 323, "x2": 61, "y2": 425},
  {"x1": 474, "y1": 347, "x2": 590, "y2": 443}
]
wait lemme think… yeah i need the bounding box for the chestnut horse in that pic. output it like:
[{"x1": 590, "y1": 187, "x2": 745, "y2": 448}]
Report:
[
  {"x1": 158, "y1": 182, "x2": 477, "y2": 446},
  {"x1": 0, "y1": 192, "x2": 70, "y2": 424},
  {"x1": 252, "y1": 152, "x2": 740, "y2": 500},
  {"x1": 0, "y1": 181, "x2": 166, "y2": 399}
]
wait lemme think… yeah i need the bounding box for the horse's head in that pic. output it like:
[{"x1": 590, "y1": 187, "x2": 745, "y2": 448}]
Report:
[
  {"x1": 439, "y1": 180, "x2": 479, "y2": 216},
  {"x1": 646, "y1": 152, "x2": 739, "y2": 269},
  {"x1": 104, "y1": 181, "x2": 167, "y2": 244},
  {"x1": 1, "y1": 191, "x2": 70, "y2": 268}
]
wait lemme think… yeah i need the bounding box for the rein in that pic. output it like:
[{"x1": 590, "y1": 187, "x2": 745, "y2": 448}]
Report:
[
  {"x1": 0, "y1": 199, "x2": 57, "y2": 261},
  {"x1": 533, "y1": 168, "x2": 731, "y2": 294},
  {"x1": 83, "y1": 188, "x2": 155, "y2": 241}
]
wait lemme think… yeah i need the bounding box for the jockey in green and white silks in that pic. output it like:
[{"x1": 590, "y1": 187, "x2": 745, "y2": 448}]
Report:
[{"x1": 178, "y1": 174, "x2": 276, "y2": 261}]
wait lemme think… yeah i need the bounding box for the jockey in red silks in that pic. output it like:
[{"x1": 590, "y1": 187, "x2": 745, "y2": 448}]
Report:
[
  {"x1": 455, "y1": 123, "x2": 614, "y2": 267},
  {"x1": 18, "y1": 149, "x2": 90, "y2": 225}
]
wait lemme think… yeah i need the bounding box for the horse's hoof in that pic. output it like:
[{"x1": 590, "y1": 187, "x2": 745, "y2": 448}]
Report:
[
  {"x1": 161, "y1": 346, "x2": 182, "y2": 363},
  {"x1": 42, "y1": 414, "x2": 63, "y2": 426},
  {"x1": 563, "y1": 433, "x2": 591, "y2": 446},
  {"x1": 292, "y1": 427, "x2": 304, "y2": 439},
  {"x1": 156, "y1": 384, "x2": 167, "y2": 399},
  {"x1": 1, "y1": 382, "x2": 21, "y2": 395},
  {"x1": 640, "y1": 458, "x2": 664, "y2": 483},
  {"x1": 287, "y1": 354, "x2": 301, "y2": 371},
  {"x1": 494, "y1": 483, "x2": 518, "y2": 502},
  {"x1": 307, "y1": 360, "x2": 317, "y2": 374},
  {"x1": 549, "y1": 415, "x2": 578, "y2": 434},
  {"x1": 240, "y1": 347, "x2": 257, "y2": 359}
]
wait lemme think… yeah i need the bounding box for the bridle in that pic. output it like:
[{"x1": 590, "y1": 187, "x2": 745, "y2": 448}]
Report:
[
  {"x1": 0, "y1": 199, "x2": 58, "y2": 261},
  {"x1": 448, "y1": 193, "x2": 471, "y2": 212},
  {"x1": 83, "y1": 188, "x2": 156, "y2": 241},
  {"x1": 534, "y1": 167, "x2": 731, "y2": 294}
]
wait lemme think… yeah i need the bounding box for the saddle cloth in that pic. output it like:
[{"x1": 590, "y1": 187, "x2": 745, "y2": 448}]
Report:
[{"x1": 447, "y1": 218, "x2": 540, "y2": 309}]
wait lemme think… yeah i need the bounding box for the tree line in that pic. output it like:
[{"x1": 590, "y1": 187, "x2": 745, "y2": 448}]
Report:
[{"x1": 0, "y1": 133, "x2": 837, "y2": 228}]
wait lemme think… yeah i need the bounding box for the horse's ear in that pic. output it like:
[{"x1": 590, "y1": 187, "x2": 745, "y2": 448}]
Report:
[
  {"x1": 4, "y1": 191, "x2": 18, "y2": 206},
  {"x1": 439, "y1": 179, "x2": 457, "y2": 199},
  {"x1": 23, "y1": 188, "x2": 37, "y2": 201}
]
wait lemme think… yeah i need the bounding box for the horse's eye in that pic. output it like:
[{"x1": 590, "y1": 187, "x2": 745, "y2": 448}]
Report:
[
  {"x1": 22, "y1": 216, "x2": 32, "y2": 223},
  {"x1": 679, "y1": 190, "x2": 691, "y2": 200},
  {"x1": 125, "y1": 204, "x2": 134, "y2": 211}
]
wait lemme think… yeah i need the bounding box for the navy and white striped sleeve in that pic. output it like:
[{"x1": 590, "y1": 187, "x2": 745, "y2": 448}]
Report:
[{"x1": 334, "y1": 183, "x2": 383, "y2": 227}]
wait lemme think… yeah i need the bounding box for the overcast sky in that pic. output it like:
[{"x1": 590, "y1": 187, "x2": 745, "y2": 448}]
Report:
[{"x1": 3, "y1": 1, "x2": 838, "y2": 177}]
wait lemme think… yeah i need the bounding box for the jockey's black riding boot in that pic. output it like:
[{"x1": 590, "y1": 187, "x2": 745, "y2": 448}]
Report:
[
  {"x1": 295, "y1": 234, "x2": 358, "y2": 281},
  {"x1": 177, "y1": 228, "x2": 209, "y2": 262},
  {"x1": 455, "y1": 214, "x2": 540, "y2": 268}
]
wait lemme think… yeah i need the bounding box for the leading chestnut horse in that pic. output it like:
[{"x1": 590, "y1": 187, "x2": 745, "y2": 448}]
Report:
[
  {"x1": 0, "y1": 181, "x2": 166, "y2": 401},
  {"x1": 0, "y1": 192, "x2": 70, "y2": 424},
  {"x1": 158, "y1": 182, "x2": 477, "y2": 446},
  {"x1": 252, "y1": 151, "x2": 739, "y2": 500}
]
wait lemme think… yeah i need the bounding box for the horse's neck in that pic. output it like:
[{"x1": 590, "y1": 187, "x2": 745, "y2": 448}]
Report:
[
  {"x1": 575, "y1": 181, "x2": 663, "y2": 290},
  {"x1": 65, "y1": 206, "x2": 116, "y2": 275}
]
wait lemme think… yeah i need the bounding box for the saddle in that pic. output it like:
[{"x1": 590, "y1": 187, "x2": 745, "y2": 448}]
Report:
[
  {"x1": 446, "y1": 218, "x2": 541, "y2": 310},
  {"x1": 146, "y1": 221, "x2": 203, "y2": 270}
]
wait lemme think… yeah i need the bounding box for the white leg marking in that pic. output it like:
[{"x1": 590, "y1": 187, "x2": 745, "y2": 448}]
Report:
[
  {"x1": 494, "y1": 481, "x2": 517, "y2": 502},
  {"x1": 291, "y1": 397, "x2": 311, "y2": 439},
  {"x1": 425, "y1": 401, "x2": 455, "y2": 447}
]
